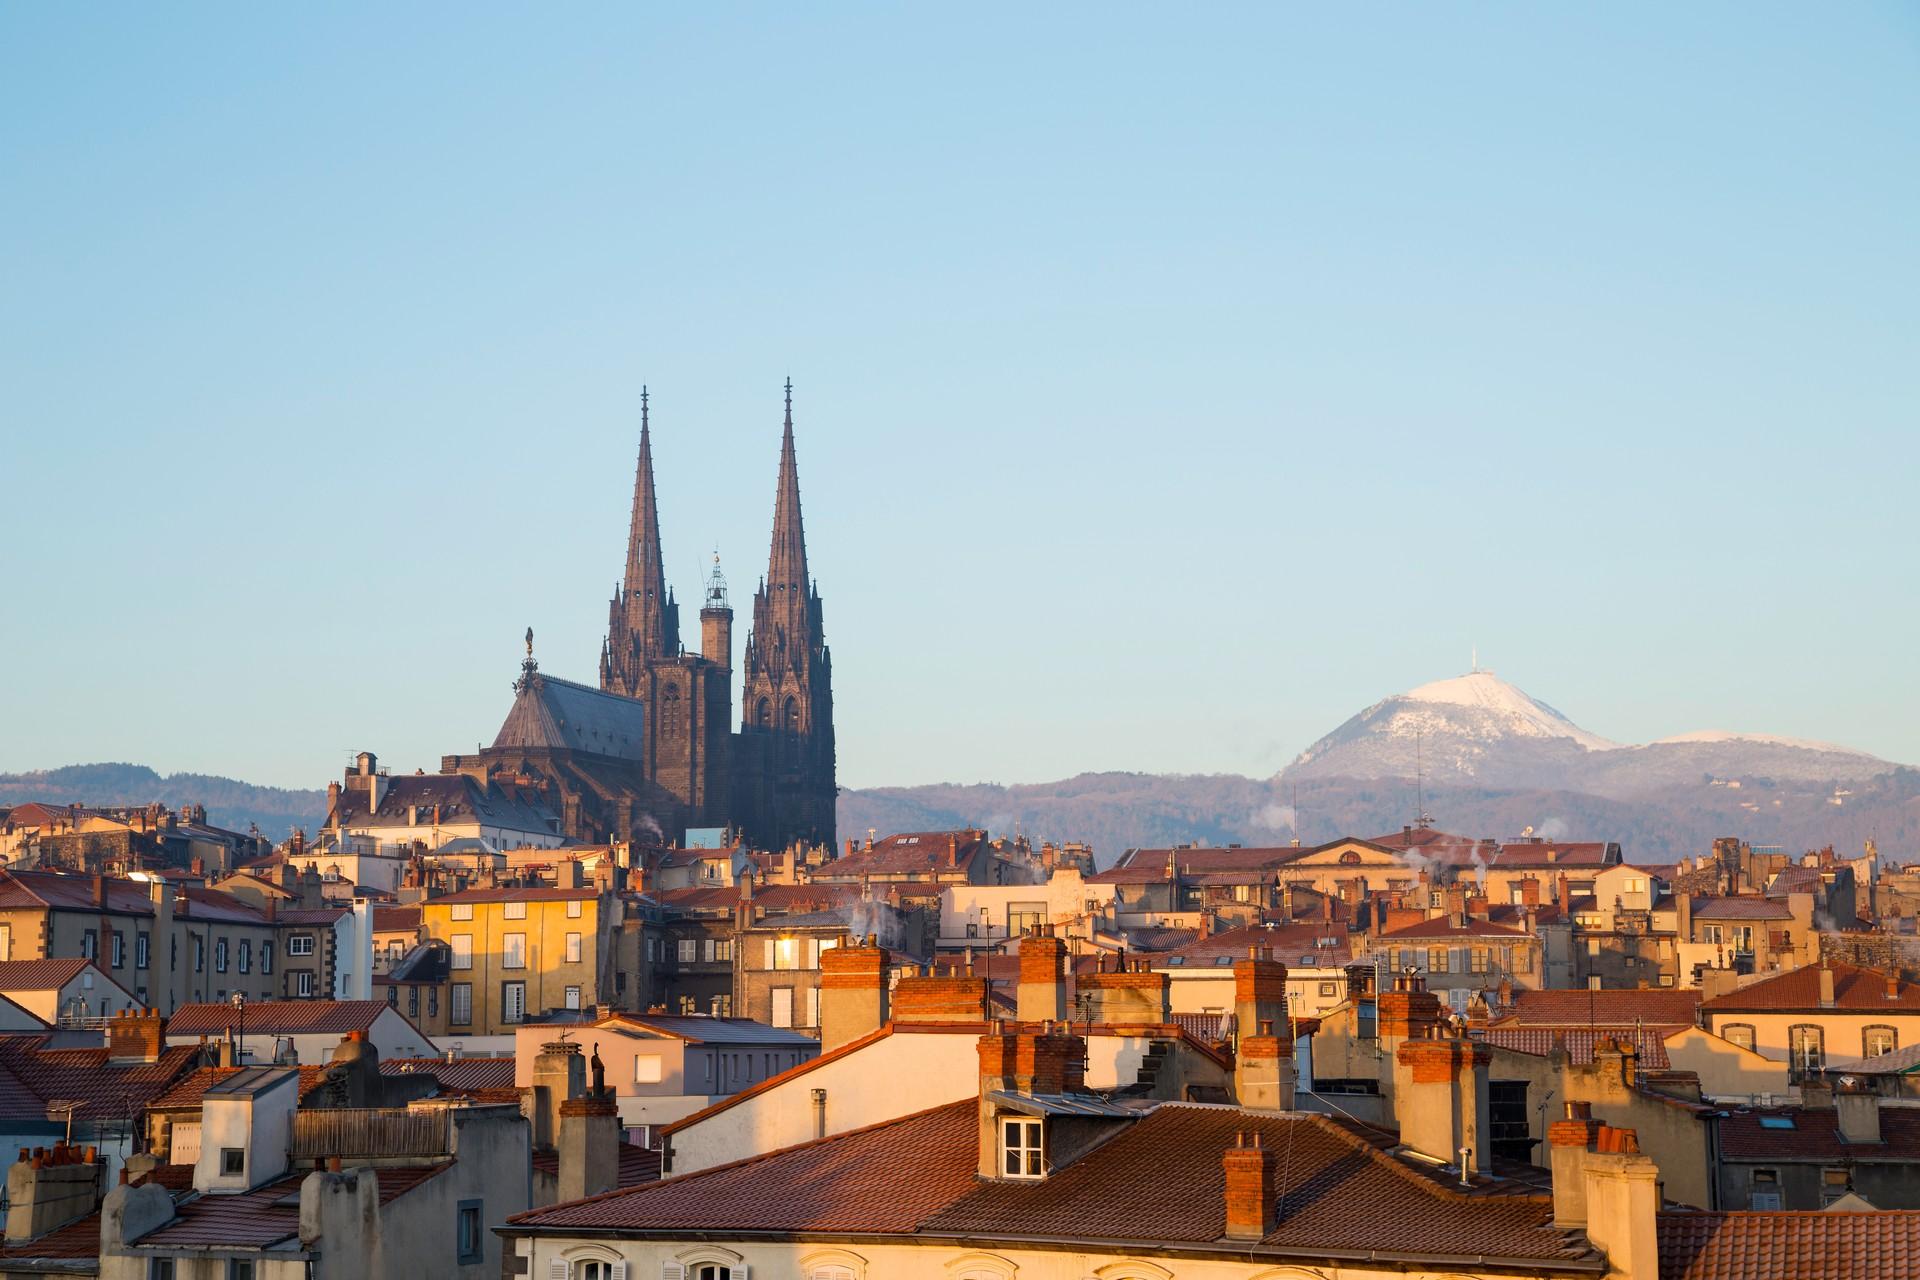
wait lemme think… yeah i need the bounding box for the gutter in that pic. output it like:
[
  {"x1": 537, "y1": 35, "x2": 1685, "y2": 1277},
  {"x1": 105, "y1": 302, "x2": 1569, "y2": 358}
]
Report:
[{"x1": 492, "y1": 1226, "x2": 1606, "y2": 1275}]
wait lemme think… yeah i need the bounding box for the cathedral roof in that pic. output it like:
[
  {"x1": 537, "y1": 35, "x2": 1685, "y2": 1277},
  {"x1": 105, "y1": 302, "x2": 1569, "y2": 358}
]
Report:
[{"x1": 493, "y1": 671, "x2": 650, "y2": 762}]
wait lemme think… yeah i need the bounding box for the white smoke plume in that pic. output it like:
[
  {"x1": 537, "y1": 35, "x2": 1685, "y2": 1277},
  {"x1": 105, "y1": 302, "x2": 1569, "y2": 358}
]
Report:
[
  {"x1": 1252, "y1": 804, "x2": 1298, "y2": 834},
  {"x1": 1536, "y1": 817, "x2": 1569, "y2": 841}
]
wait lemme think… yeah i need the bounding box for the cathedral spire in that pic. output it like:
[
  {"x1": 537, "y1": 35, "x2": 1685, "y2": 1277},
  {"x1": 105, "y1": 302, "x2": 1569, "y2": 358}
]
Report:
[
  {"x1": 766, "y1": 378, "x2": 809, "y2": 597},
  {"x1": 604, "y1": 387, "x2": 680, "y2": 693}
]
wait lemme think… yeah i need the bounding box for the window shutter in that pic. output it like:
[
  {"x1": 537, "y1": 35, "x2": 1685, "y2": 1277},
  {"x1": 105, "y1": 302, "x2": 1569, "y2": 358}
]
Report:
[
  {"x1": 609, "y1": 1264, "x2": 627, "y2": 1280},
  {"x1": 763, "y1": 939, "x2": 775, "y2": 969},
  {"x1": 661, "y1": 1266, "x2": 685, "y2": 1280},
  {"x1": 728, "y1": 1268, "x2": 750, "y2": 1280},
  {"x1": 548, "y1": 1259, "x2": 568, "y2": 1280}
]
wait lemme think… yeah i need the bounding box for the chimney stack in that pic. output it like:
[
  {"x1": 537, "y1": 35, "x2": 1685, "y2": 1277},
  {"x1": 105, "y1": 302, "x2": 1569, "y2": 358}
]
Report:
[
  {"x1": 1836, "y1": 1077, "x2": 1882, "y2": 1145},
  {"x1": 1232, "y1": 949, "x2": 1289, "y2": 1046},
  {"x1": 1549, "y1": 1101, "x2": 1601, "y2": 1227},
  {"x1": 1819, "y1": 966, "x2": 1836, "y2": 1009},
  {"x1": 530, "y1": 1040, "x2": 586, "y2": 1151},
  {"x1": 1394, "y1": 1031, "x2": 1493, "y2": 1176},
  {"x1": 557, "y1": 1093, "x2": 620, "y2": 1201},
  {"x1": 975, "y1": 1026, "x2": 1085, "y2": 1179},
  {"x1": 4, "y1": 1144, "x2": 104, "y2": 1244},
  {"x1": 818, "y1": 940, "x2": 892, "y2": 1051},
  {"x1": 1221, "y1": 1131, "x2": 1279, "y2": 1240},
  {"x1": 1017, "y1": 929, "x2": 1067, "y2": 1024},
  {"x1": 106, "y1": 1010, "x2": 164, "y2": 1065},
  {"x1": 1078, "y1": 957, "x2": 1170, "y2": 1026},
  {"x1": 1581, "y1": 1126, "x2": 1660, "y2": 1280},
  {"x1": 1235, "y1": 1018, "x2": 1298, "y2": 1111}
]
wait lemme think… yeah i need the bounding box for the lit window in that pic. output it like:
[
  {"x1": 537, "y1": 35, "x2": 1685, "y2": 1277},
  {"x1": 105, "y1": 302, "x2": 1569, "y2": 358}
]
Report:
[
  {"x1": 1000, "y1": 1116, "x2": 1043, "y2": 1178},
  {"x1": 634, "y1": 1054, "x2": 664, "y2": 1084}
]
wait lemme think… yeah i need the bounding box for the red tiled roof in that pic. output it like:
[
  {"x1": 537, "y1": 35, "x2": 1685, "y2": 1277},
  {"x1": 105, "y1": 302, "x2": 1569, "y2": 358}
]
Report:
[
  {"x1": 1701, "y1": 963, "x2": 1920, "y2": 1014},
  {"x1": 1090, "y1": 844, "x2": 1313, "y2": 884},
  {"x1": 429, "y1": 886, "x2": 598, "y2": 904},
  {"x1": 273, "y1": 906, "x2": 348, "y2": 925},
  {"x1": 810, "y1": 831, "x2": 987, "y2": 879},
  {"x1": 1380, "y1": 914, "x2": 1530, "y2": 939},
  {"x1": 1481, "y1": 1027, "x2": 1675, "y2": 1070},
  {"x1": 516, "y1": 1100, "x2": 1591, "y2": 1266},
  {"x1": 383, "y1": 1056, "x2": 516, "y2": 1098},
  {"x1": 373, "y1": 906, "x2": 422, "y2": 932},
  {"x1": 138, "y1": 1164, "x2": 451, "y2": 1248},
  {"x1": 0, "y1": 957, "x2": 94, "y2": 991},
  {"x1": 148, "y1": 1065, "x2": 331, "y2": 1110},
  {"x1": 1718, "y1": 1107, "x2": 1920, "y2": 1161},
  {"x1": 0, "y1": 1037, "x2": 202, "y2": 1115},
  {"x1": 1657, "y1": 1209, "x2": 1920, "y2": 1279},
  {"x1": 165, "y1": 999, "x2": 399, "y2": 1037},
  {"x1": 1162, "y1": 921, "x2": 1352, "y2": 964},
  {"x1": 1692, "y1": 897, "x2": 1795, "y2": 921},
  {"x1": 532, "y1": 1141, "x2": 660, "y2": 1188},
  {"x1": 1492, "y1": 989, "x2": 1701, "y2": 1027}
]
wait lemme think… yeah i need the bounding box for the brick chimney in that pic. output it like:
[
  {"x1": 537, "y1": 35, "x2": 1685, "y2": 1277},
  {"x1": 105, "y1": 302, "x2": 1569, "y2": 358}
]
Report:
[
  {"x1": 1376, "y1": 969, "x2": 1443, "y2": 1040},
  {"x1": 1016, "y1": 929, "x2": 1067, "y2": 1024},
  {"x1": 892, "y1": 966, "x2": 990, "y2": 1024},
  {"x1": 1078, "y1": 957, "x2": 1170, "y2": 1025},
  {"x1": 818, "y1": 939, "x2": 891, "y2": 1051},
  {"x1": 1232, "y1": 948, "x2": 1288, "y2": 1045},
  {"x1": 975, "y1": 1026, "x2": 1085, "y2": 1179},
  {"x1": 1394, "y1": 1031, "x2": 1492, "y2": 1176},
  {"x1": 1549, "y1": 1101, "x2": 1601, "y2": 1227},
  {"x1": 1521, "y1": 877, "x2": 1541, "y2": 909},
  {"x1": 106, "y1": 1010, "x2": 163, "y2": 1065},
  {"x1": 1221, "y1": 1131, "x2": 1278, "y2": 1240},
  {"x1": 1581, "y1": 1125, "x2": 1660, "y2": 1280}
]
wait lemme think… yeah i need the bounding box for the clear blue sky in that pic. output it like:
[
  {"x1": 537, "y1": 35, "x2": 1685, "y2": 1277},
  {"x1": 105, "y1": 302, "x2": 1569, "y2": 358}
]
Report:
[{"x1": 3, "y1": 5, "x2": 1916, "y2": 791}]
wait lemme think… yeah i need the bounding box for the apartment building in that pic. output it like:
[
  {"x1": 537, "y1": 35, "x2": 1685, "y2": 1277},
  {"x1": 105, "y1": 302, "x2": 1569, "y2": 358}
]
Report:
[{"x1": 420, "y1": 886, "x2": 618, "y2": 1035}]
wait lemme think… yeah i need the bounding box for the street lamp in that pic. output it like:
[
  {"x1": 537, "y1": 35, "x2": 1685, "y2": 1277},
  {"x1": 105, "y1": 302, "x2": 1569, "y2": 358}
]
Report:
[{"x1": 229, "y1": 991, "x2": 246, "y2": 1066}]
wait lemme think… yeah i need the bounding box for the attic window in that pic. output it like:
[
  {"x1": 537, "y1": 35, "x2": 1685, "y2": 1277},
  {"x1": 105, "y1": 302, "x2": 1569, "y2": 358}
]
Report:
[
  {"x1": 1167, "y1": 956, "x2": 1185, "y2": 966},
  {"x1": 1213, "y1": 955, "x2": 1233, "y2": 966},
  {"x1": 221, "y1": 1148, "x2": 245, "y2": 1175},
  {"x1": 1000, "y1": 1116, "x2": 1043, "y2": 1179},
  {"x1": 1758, "y1": 1116, "x2": 1797, "y2": 1130}
]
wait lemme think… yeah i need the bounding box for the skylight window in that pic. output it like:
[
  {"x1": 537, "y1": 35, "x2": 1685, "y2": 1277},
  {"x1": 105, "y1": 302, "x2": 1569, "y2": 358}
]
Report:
[{"x1": 1758, "y1": 1116, "x2": 1796, "y2": 1130}]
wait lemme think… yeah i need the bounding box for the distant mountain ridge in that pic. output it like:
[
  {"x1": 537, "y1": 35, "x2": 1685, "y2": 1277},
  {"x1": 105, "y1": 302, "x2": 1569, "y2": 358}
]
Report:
[
  {"x1": 11, "y1": 672, "x2": 1910, "y2": 865},
  {"x1": 0, "y1": 763, "x2": 327, "y2": 838}
]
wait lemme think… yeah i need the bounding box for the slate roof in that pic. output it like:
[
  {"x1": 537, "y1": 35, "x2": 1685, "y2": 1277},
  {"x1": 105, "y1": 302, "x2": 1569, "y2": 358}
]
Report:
[
  {"x1": 328, "y1": 770, "x2": 562, "y2": 834},
  {"x1": 1718, "y1": 1107, "x2": 1920, "y2": 1161},
  {"x1": 1491, "y1": 989, "x2": 1702, "y2": 1027},
  {"x1": 511, "y1": 1099, "x2": 1595, "y2": 1268},
  {"x1": 1701, "y1": 964, "x2": 1920, "y2": 1014},
  {"x1": 1826, "y1": 1043, "x2": 1920, "y2": 1076},
  {"x1": 492, "y1": 672, "x2": 649, "y2": 762},
  {"x1": 1657, "y1": 1209, "x2": 1920, "y2": 1279}
]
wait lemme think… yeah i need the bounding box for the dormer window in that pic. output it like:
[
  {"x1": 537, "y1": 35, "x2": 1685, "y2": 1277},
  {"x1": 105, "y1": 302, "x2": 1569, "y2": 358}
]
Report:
[{"x1": 1000, "y1": 1116, "x2": 1043, "y2": 1179}]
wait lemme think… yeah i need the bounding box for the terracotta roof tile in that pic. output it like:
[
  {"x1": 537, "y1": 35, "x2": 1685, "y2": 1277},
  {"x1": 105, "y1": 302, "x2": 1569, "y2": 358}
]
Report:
[
  {"x1": 532, "y1": 1141, "x2": 660, "y2": 1188},
  {"x1": 165, "y1": 999, "x2": 399, "y2": 1037},
  {"x1": 1492, "y1": 989, "x2": 1701, "y2": 1027},
  {"x1": 0, "y1": 957, "x2": 94, "y2": 991},
  {"x1": 1657, "y1": 1209, "x2": 1920, "y2": 1279},
  {"x1": 1481, "y1": 1027, "x2": 1674, "y2": 1070},
  {"x1": 521, "y1": 1100, "x2": 1592, "y2": 1267},
  {"x1": 1701, "y1": 963, "x2": 1920, "y2": 1013}
]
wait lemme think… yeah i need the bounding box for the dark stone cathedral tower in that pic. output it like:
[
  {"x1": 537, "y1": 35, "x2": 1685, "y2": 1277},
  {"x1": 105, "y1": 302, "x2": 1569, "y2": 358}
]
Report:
[
  {"x1": 461, "y1": 384, "x2": 834, "y2": 850},
  {"x1": 731, "y1": 383, "x2": 838, "y2": 851},
  {"x1": 597, "y1": 389, "x2": 732, "y2": 831}
]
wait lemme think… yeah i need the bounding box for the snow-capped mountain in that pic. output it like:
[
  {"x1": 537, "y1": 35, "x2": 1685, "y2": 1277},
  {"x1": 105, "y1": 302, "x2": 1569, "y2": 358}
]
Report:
[{"x1": 1284, "y1": 669, "x2": 1895, "y2": 795}]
